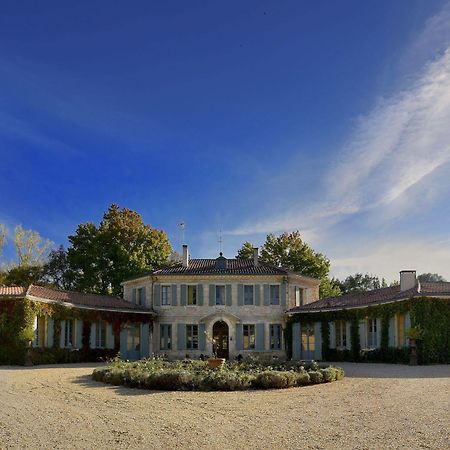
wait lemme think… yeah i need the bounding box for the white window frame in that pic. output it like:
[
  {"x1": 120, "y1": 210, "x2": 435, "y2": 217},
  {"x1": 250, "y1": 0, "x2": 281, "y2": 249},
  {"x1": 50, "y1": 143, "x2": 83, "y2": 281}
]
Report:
[
  {"x1": 270, "y1": 324, "x2": 282, "y2": 350},
  {"x1": 161, "y1": 285, "x2": 171, "y2": 306},
  {"x1": 64, "y1": 319, "x2": 75, "y2": 348},
  {"x1": 335, "y1": 320, "x2": 347, "y2": 349},
  {"x1": 243, "y1": 324, "x2": 256, "y2": 350},
  {"x1": 295, "y1": 286, "x2": 304, "y2": 307},
  {"x1": 215, "y1": 285, "x2": 226, "y2": 306},
  {"x1": 95, "y1": 320, "x2": 107, "y2": 349},
  {"x1": 160, "y1": 324, "x2": 172, "y2": 350},
  {"x1": 367, "y1": 318, "x2": 378, "y2": 348},
  {"x1": 186, "y1": 324, "x2": 199, "y2": 350},
  {"x1": 243, "y1": 284, "x2": 254, "y2": 306},
  {"x1": 269, "y1": 284, "x2": 280, "y2": 305},
  {"x1": 187, "y1": 285, "x2": 198, "y2": 306}
]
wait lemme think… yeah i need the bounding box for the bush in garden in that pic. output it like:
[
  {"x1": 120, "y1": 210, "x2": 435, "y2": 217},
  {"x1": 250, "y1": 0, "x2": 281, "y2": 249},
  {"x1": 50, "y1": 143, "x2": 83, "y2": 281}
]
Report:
[
  {"x1": 252, "y1": 371, "x2": 297, "y2": 389},
  {"x1": 308, "y1": 370, "x2": 324, "y2": 384},
  {"x1": 295, "y1": 370, "x2": 311, "y2": 386},
  {"x1": 320, "y1": 367, "x2": 337, "y2": 382}
]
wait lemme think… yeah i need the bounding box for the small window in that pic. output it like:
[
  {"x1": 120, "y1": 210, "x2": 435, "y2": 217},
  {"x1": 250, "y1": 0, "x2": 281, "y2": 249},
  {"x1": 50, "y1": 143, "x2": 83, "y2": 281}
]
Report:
[
  {"x1": 187, "y1": 285, "x2": 197, "y2": 306},
  {"x1": 215, "y1": 285, "x2": 225, "y2": 305},
  {"x1": 335, "y1": 320, "x2": 347, "y2": 348},
  {"x1": 186, "y1": 325, "x2": 199, "y2": 350},
  {"x1": 96, "y1": 321, "x2": 107, "y2": 348},
  {"x1": 367, "y1": 319, "x2": 378, "y2": 348},
  {"x1": 301, "y1": 324, "x2": 315, "y2": 352},
  {"x1": 244, "y1": 285, "x2": 254, "y2": 305},
  {"x1": 127, "y1": 325, "x2": 140, "y2": 351},
  {"x1": 136, "y1": 288, "x2": 145, "y2": 306},
  {"x1": 33, "y1": 316, "x2": 46, "y2": 348},
  {"x1": 295, "y1": 287, "x2": 304, "y2": 307},
  {"x1": 270, "y1": 285, "x2": 280, "y2": 305},
  {"x1": 160, "y1": 324, "x2": 172, "y2": 350},
  {"x1": 270, "y1": 324, "x2": 282, "y2": 350},
  {"x1": 64, "y1": 320, "x2": 74, "y2": 348},
  {"x1": 243, "y1": 324, "x2": 255, "y2": 350},
  {"x1": 161, "y1": 286, "x2": 171, "y2": 306}
]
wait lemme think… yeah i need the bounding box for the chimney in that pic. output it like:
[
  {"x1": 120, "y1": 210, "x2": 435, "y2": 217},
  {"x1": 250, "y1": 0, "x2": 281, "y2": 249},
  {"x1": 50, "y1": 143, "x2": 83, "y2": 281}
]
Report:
[
  {"x1": 253, "y1": 247, "x2": 259, "y2": 266},
  {"x1": 182, "y1": 245, "x2": 189, "y2": 268},
  {"x1": 400, "y1": 270, "x2": 417, "y2": 291}
]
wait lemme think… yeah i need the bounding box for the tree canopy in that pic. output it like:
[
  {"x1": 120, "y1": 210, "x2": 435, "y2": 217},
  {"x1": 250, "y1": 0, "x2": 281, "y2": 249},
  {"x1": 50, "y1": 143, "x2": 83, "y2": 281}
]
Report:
[
  {"x1": 417, "y1": 273, "x2": 446, "y2": 283},
  {"x1": 335, "y1": 273, "x2": 389, "y2": 295}
]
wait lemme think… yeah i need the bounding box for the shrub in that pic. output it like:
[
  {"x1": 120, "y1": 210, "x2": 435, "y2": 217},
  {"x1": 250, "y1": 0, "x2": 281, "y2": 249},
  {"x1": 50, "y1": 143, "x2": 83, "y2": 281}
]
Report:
[
  {"x1": 295, "y1": 370, "x2": 311, "y2": 386},
  {"x1": 320, "y1": 368, "x2": 336, "y2": 382},
  {"x1": 252, "y1": 371, "x2": 297, "y2": 389},
  {"x1": 308, "y1": 370, "x2": 324, "y2": 384}
]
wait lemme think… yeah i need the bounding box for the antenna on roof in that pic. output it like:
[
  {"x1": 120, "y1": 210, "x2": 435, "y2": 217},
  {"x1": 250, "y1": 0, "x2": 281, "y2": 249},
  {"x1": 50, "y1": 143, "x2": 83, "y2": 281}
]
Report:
[
  {"x1": 178, "y1": 221, "x2": 186, "y2": 244},
  {"x1": 218, "y1": 228, "x2": 223, "y2": 255}
]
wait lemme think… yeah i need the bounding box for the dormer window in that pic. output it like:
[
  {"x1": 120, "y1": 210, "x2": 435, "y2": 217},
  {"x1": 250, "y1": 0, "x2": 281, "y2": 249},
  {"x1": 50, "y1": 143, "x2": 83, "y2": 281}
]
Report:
[{"x1": 215, "y1": 253, "x2": 227, "y2": 270}]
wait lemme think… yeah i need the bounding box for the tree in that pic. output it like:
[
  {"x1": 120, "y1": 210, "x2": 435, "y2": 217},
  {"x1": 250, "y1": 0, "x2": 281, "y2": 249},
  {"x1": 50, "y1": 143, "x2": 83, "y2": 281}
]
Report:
[
  {"x1": 68, "y1": 204, "x2": 172, "y2": 296},
  {"x1": 0, "y1": 224, "x2": 6, "y2": 258},
  {"x1": 236, "y1": 241, "x2": 254, "y2": 259},
  {"x1": 336, "y1": 273, "x2": 388, "y2": 295},
  {"x1": 13, "y1": 225, "x2": 53, "y2": 266},
  {"x1": 42, "y1": 245, "x2": 74, "y2": 290},
  {"x1": 4, "y1": 265, "x2": 44, "y2": 286},
  {"x1": 236, "y1": 231, "x2": 335, "y2": 298},
  {"x1": 417, "y1": 273, "x2": 446, "y2": 283}
]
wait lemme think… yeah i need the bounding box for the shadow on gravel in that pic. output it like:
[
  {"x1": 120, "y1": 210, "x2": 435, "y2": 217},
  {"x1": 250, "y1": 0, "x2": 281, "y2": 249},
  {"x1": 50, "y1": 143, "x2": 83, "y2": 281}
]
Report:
[
  {"x1": 0, "y1": 363, "x2": 105, "y2": 371},
  {"x1": 331, "y1": 362, "x2": 450, "y2": 379}
]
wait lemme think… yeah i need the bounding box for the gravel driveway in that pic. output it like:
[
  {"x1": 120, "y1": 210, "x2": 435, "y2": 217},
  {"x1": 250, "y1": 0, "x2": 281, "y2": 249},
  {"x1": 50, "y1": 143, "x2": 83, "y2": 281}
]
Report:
[{"x1": 0, "y1": 362, "x2": 448, "y2": 449}]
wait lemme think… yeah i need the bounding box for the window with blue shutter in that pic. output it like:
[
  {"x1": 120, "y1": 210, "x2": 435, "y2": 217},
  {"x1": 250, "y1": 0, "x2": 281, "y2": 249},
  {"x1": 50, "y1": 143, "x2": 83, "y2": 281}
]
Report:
[
  {"x1": 177, "y1": 323, "x2": 186, "y2": 350},
  {"x1": 197, "y1": 284, "x2": 204, "y2": 306},
  {"x1": 256, "y1": 323, "x2": 265, "y2": 351},
  {"x1": 160, "y1": 324, "x2": 172, "y2": 350},
  {"x1": 244, "y1": 285, "x2": 254, "y2": 305},
  {"x1": 270, "y1": 324, "x2": 282, "y2": 350},
  {"x1": 154, "y1": 284, "x2": 161, "y2": 306},
  {"x1": 226, "y1": 285, "x2": 232, "y2": 306},
  {"x1": 171, "y1": 285, "x2": 178, "y2": 306}
]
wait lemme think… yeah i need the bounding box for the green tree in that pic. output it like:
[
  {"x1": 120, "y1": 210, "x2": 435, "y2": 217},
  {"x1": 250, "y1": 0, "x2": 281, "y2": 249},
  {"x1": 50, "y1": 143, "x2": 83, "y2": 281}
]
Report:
[
  {"x1": 417, "y1": 273, "x2": 446, "y2": 283},
  {"x1": 4, "y1": 265, "x2": 44, "y2": 286},
  {"x1": 0, "y1": 224, "x2": 6, "y2": 258},
  {"x1": 68, "y1": 204, "x2": 172, "y2": 296},
  {"x1": 319, "y1": 277, "x2": 342, "y2": 299},
  {"x1": 236, "y1": 231, "x2": 336, "y2": 298},
  {"x1": 336, "y1": 273, "x2": 388, "y2": 294},
  {"x1": 235, "y1": 241, "x2": 254, "y2": 259},
  {"x1": 13, "y1": 225, "x2": 53, "y2": 266},
  {"x1": 42, "y1": 245, "x2": 74, "y2": 290}
]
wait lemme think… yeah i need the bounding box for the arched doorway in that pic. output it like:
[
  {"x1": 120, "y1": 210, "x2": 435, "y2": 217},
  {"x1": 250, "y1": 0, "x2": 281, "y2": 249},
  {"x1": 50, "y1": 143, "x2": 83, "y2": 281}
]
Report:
[{"x1": 212, "y1": 320, "x2": 229, "y2": 359}]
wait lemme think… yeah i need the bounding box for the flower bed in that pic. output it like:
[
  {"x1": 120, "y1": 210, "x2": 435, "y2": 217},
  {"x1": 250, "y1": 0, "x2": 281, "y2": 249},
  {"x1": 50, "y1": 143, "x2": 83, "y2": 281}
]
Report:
[{"x1": 92, "y1": 357, "x2": 344, "y2": 391}]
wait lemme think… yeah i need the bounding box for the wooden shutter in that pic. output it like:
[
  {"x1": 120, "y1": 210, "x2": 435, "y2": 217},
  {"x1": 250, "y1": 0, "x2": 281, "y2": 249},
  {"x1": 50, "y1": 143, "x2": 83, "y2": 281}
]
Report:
[
  {"x1": 198, "y1": 323, "x2": 206, "y2": 351},
  {"x1": 226, "y1": 284, "x2": 232, "y2": 306},
  {"x1": 209, "y1": 284, "x2": 215, "y2": 306},
  {"x1": 235, "y1": 323, "x2": 243, "y2": 350},
  {"x1": 141, "y1": 323, "x2": 150, "y2": 357},
  {"x1": 281, "y1": 282, "x2": 287, "y2": 307},
  {"x1": 180, "y1": 284, "x2": 187, "y2": 306},
  {"x1": 154, "y1": 284, "x2": 161, "y2": 307},
  {"x1": 237, "y1": 284, "x2": 244, "y2": 306},
  {"x1": 171, "y1": 284, "x2": 178, "y2": 306},
  {"x1": 141, "y1": 286, "x2": 146, "y2": 306},
  {"x1": 263, "y1": 284, "x2": 270, "y2": 306},
  {"x1": 76, "y1": 320, "x2": 83, "y2": 348},
  {"x1": 132, "y1": 288, "x2": 136, "y2": 304},
  {"x1": 197, "y1": 284, "x2": 204, "y2": 306},
  {"x1": 256, "y1": 323, "x2": 265, "y2": 351},
  {"x1": 177, "y1": 323, "x2": 186, "y2": 351},
  {"x1": 254, "y1": 285, "x2": 261, "y2": 306},
  {"x1": 46, "y1": 318, "x2": 54, "y2": 348}
]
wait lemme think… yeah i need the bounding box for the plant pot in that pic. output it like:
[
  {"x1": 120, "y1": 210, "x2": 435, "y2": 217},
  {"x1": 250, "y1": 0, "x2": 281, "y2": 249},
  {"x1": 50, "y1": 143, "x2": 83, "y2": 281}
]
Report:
[{"x1": 207, "y1": 357, "x2": 225, "y2": 369}]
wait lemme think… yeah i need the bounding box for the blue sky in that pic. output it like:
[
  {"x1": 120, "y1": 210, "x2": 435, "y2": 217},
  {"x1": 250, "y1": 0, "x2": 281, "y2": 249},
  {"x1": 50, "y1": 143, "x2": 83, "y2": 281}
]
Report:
[{"x1": 1, "y1": 1, "x2": 450, "y2": 281}]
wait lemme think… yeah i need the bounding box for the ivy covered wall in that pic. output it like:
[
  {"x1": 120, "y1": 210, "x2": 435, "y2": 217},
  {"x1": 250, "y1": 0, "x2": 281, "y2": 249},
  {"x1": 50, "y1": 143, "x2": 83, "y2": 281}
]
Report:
[{"x1": 287, "y1": 298, "x2": 450, "y2": 364}]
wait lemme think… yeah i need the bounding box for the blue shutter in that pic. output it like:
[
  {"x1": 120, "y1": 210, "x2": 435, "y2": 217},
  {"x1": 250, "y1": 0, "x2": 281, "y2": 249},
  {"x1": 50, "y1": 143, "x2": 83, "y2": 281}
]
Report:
[
  {"x1": 197, "y1": 284, "x2": 204, "y2": 306},
  {"x1": 237, "y1": 284, "x2": 244, "y2": 306},
  {"x1": 226, "y1": 284, "x2": 232, "y2": 306},
  {"x1": 256, "y1": 323, "x2": 265, "y2": 351},
  {"x1": 209, "y1": 284, "x2": 215, "y2": 306},
  {"x1": 292, "y1": 322, "x2": 301, "y2": 359},
  {"x1": 235, "y1": 323, "x2": 243, "y2": 350},
  {"x1": 120, "y1": 327, "x2": 127, "y2": 357},
  {"x1": 180, "y1": 285, "x2": 187, "y2": 306},
  {"x1": 90, "y1": 323, "x2": 96, "y2": 348},
  {"x1": 171, "y1": 284, "x2": 178, "y2": 306},
  {"x1": 76, "y1": 320, "x2": 83, "y2": 348},
  {"x1": 46, "y1": 318, "x2": 54, "y2": 348},
  {"x1": 154, "y1": 284, "x2": 160, "y2": 307},
  {"x1": 281, "y1": 282, "x2": 287, "y2": 307},
  {"x1": 142, "y1": 286, "x2": 147, "y2": 306},
  {"x1": 198, "y1": 323, "x2": 206, "y2": 351},
  {"x1": 141, "y1": 323, "x2": 150, "y2": 357},
  {"x1": 254, "y1": 285, "x2": 261, "y2": 306},
  {"x1": 388, "y1": 317, "x2": 395, "y2": 347},
  {"x1": 60, "y1": 320, "x2": 65, "y2": 348},
  {"x1": 177, "y1": 323, "x2": 186, "y2": 351},
  {"x1": 263, "y1": 284, "x2": 270, "y2": 306},
  {"x1": 132, "y1": 288, "x2": 136, "y2": 304},
  {"x1": 106, "y1": 323, "x2": 114, "y2": 349}
]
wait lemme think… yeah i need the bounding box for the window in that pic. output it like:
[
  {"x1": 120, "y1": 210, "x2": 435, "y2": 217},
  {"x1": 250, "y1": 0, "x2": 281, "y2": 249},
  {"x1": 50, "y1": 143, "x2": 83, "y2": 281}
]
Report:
[
  {"x1": 367, "y1": 319, "x2": 378, "y2": 348},
  {"x1": 243, "y1": 324, "x2": 255, "y2": 350},
  {"x1": 33, "y1": 316, "x2": 46, "y2": 348},
  {"x1": 186, "y1": 325, "x2": 199, "y2": 350},
  {"x1": 161, "y1": 285, "x2": 171, "y2": 306},
  {"x1": 270, "y1": 324, "x2": 282, "y2": 350},
  {"x1": 270, "y1": 285, "x2": 280, "y2": 305},
  {"x1": 127, "y1": 325, "x2": 140, "y2": 351},
  {"x1": 244, "y1": 285, "x2": 254, "y2": 305},
  {"x1": 160, "y1": 324, "x2": 172, "y2": 350},
  {"x1": 136, "y1": 288, "x2": 144, "y2": 306},
  {"x1": 335, "y1": 320, "x2": 347, "y2": 348},
  {"x1": 301, "y1": 324, "x2": 315, "y2": 352},
  {"x1": 64, "y1": 320, "x2": 74, "y2": 348},
  {"x1": 397, "y1": 314, "x2": 406, "y2": 347},
  {"x1": 96, "y1": 321, "x2": 107, "y2": 348},
  {"x1": 215, "y1": 285, "x2": 225, "y2": 305},
  {"x1": 295, "y1": 287, "x2": 304, "y2": 307},
  {"x1": 187, "y1": 285, "x2": 197, "y2": 306}
]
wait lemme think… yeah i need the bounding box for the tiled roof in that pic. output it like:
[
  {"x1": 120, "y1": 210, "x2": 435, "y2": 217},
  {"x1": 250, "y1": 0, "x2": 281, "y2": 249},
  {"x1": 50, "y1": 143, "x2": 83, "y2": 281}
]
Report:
[
  {"x1": 288, "y1": 282, "x2": 450, "y2": 313},
  {"x1": 149, "y1": 259, "x2": 295, "y2": 276},
  {"x1": 0, "y1": 286, "x2": 28, "y2": 297},
  {"x1": 0, "y1": 285, "x2": 152, "y2": 313}
]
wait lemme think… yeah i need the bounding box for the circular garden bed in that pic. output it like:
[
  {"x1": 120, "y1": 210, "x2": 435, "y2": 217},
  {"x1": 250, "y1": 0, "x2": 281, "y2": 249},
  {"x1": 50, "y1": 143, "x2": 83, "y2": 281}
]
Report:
[{"x1": 92, "y1": 358, "x2": 344, "y2": 391}]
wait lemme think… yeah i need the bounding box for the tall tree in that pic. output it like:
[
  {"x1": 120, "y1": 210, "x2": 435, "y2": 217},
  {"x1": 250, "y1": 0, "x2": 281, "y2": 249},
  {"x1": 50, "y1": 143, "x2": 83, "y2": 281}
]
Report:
[
  {"x1": 417, "y1": 273, "x2": 446, "y2": 282},
  {"x1": 68, "y1": 204, "x2": 172, "y2": 296},
  {"x1": 236, "y1": 231, "x2": 338, "y2": 298},
  {"x1": 13, "y1": 225, "x2": 53, "y2": 266},
  {"x1": 336, "y1": 273, "x2": 388, "y2": 294},
  {"x1": 42, "y1": 245, "x2": 74, "y2": 290},
  {"x1": 0, "y1": 224, "x2": 6, "y2": 259}
]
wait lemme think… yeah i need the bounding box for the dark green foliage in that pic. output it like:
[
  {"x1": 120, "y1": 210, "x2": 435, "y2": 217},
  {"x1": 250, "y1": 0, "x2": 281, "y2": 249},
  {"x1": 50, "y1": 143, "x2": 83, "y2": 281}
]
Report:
[
  {"x1": 335, "y1": 273, "x2": 388, "y2": 294},
  {"x1": 308, "y1": 371, "x2": 324, "y2": 383},
  {"x1": 252, "y1": 371, "x2": 297, "y2": 389},
  {"x1": 417, "y1": 273, "x2": 446, "y2": 282},
  {"x1": 42, "y1": 245, "x2": 74, "y2": 290},
  {"x1": 3, "y1": 265, "x2": 44, "y2": 286},
  {"x1": 380, "y1": 314, "x2": 390, "y2": 352},
  {"x1": 350, "y1": 317, "x2": 360, "y2": 360}
]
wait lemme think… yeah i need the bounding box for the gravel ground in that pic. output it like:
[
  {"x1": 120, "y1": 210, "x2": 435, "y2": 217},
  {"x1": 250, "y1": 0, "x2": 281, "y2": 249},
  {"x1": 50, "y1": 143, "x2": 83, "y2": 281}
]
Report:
[{"x1": 0, "y1": 362, "x2": 449, "y2": 450}]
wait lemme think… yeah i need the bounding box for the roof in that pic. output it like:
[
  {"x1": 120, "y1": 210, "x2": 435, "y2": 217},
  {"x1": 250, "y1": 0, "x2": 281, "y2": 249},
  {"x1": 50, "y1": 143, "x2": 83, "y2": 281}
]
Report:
[
  {"x1": 0, "y1": 285, "x2": 152, "y2": 314},
  {"x1": 125, "y1": 258, "x2": 319, "y2": 280},
  {"x1": 288, "y1": 281, "x2": 450, "y2": 314}
]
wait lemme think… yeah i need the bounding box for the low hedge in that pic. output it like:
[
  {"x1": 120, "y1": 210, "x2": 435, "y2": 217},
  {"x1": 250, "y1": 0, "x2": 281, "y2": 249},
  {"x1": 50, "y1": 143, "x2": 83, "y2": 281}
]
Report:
[{"x1": 92, "y1": 358, "x2": 344, "y2": 391}]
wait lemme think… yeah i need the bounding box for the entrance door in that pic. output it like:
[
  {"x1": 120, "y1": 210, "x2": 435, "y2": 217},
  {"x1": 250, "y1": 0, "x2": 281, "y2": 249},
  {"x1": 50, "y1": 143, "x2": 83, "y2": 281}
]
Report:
[
  {"x1": 212, "y1": 321, "x2": 229, "y2": 359},
  {"x1": 126, "y1": 324, "x2": 141, "y2": 360},
  {"x1": 301, "y1": 324, "x2": 316, "y2": 360}
]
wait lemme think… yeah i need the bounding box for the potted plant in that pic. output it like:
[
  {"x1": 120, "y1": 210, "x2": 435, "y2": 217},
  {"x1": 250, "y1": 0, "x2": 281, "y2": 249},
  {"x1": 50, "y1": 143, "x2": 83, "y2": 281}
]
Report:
[
  {"x1": 204, "y1": 331, "x2": 225, "y2": 369},
  {"x1": 406, "y1": 326, "x2": 423, "y2": 366}
]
